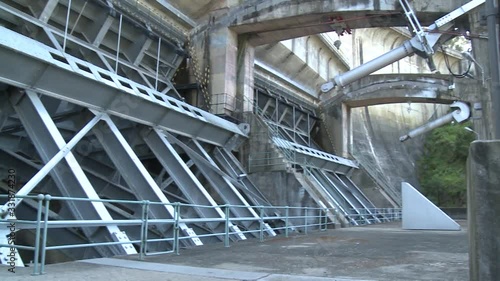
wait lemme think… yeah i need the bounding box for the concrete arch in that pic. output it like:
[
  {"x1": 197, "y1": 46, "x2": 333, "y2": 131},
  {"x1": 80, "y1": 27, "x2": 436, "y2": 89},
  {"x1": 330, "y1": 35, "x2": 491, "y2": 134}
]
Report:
[
  {"x1": 322, "y1": 74, "x2": 471, "y2": 108},
  {"x1": 195, "y1": 0, "x2": 464, "y2": 45}
]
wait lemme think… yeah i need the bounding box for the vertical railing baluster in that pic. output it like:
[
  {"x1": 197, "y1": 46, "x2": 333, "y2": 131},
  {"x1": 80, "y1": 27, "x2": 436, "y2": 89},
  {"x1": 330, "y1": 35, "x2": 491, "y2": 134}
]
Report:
[
  {"x1": 285, "y1": 206, "x2": 289, "y2": 238},
  {"x1": 224, "y1": 205, "x2": 230, "y2": 247},
  {"x1": 174, "y1": 203, "x2": 180, "y2": 255},
  {"x1": 40, "y1": 195, "x2": 51, "y2": 274},
  {"x1": 259, "y1": 207, "x2": 264, "y2": 242},
  {"x1": 32, "y1": 194, "x2": 44, "y2": 276},
  {"x1": 140, "y1": 200, "x2": 149, "y2": 260}
]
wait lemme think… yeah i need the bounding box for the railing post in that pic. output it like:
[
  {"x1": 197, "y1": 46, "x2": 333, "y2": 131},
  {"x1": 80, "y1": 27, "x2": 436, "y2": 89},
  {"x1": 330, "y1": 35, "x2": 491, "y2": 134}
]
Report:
[
  {"x1": 259, "y1": 207, "x2": 264, "y2": 242},
  {"x1": 304, "y1": 207, "x2": 308, "y2": 235},
  {"x1": 40, "y1": 195, "x2": 51, "y2": 274},
  {"x1": 174, "y1": 203, "x2": 180, "y2": 255},
  {"x1": 323, "y1": 209, "x2": 328, "y2": 231},
  {"x1": 224, "y1": 204, "x2": 230, "y2": 248},
  {"x1": 285, "y1": 206, "x2": 289, "y2": 238},
  {"x1": 139, "y1": 200, "x2": 149, "y2": 260},
  {"x1": 32, "y1": 194, "x2": 44, "y2": 276},
  {"x1": 319, "y1": 209, "x2": 323, "y2": 230}
]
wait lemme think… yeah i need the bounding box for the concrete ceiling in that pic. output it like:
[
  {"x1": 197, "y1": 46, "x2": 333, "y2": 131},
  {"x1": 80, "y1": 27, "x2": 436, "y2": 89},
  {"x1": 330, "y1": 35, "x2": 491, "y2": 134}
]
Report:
[
  {"x1": 146, "y1": 0, "x2": 228, "y2": 25},
  {"x1": 165, "y1": 0, "x2": 217, "y2": 20},
  {"x1": 189, "y1": 0, "x2": 472, "y2": 45}
]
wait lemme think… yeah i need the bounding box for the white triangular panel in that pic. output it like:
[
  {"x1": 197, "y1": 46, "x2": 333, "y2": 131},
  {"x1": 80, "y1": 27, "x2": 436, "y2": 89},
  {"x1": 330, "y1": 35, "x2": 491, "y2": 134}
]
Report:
[{"x1": 402, "y1": 182, "x2": 461, "y2": 230}]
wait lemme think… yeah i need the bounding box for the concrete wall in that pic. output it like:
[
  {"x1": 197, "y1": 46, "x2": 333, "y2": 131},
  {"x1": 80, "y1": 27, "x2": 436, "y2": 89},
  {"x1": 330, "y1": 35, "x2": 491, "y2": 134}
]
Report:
[
  {"x1": 255, "y1": 34, "x2": 349, "y2": 100},
  {"x1": 468, "y1": 141, "x2": 500, "y2": 281},
  {"x1": 249, "y1": 171, "x2": 319, "y2": 228},
  {"x1": 349, "y1": 103, "x2": 450, "y2": 203}
]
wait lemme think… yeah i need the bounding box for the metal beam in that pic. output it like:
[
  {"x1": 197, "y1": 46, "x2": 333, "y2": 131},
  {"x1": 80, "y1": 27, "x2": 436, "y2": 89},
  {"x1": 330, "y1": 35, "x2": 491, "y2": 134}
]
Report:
[
  {"x1": 272, "y1": 137, "x2": 357, "y2": 174},
  {"x1": 84, "y1": 13, "x2": 115, "y2": 46},
  {"x1": 312, "y1": 169, "x2": 370, "y2": 224},
  {"x1": 0, "y1": 26, "x2": 246, "y2": 147},
  {"x1": 212, "y1": 147, "x2": 280, "y2": 217},
  {"x1": 278, "y1": 107, "x2": 289, "y2": 125},
  {"x1": 0, "y1": 2, "x2": 181, "y2": 99},
  {"x1": 168, "y1": 136, "x2": 264, "y2": 234},
  {"x1": 155, "y1": 0, "x2": 196, "y2": 28},
  {"x1": 39, "y1": 0, "x2": 59, "y2": 23},
  {"x1": 124, "y1": 34, "x2": 153, "y2": 65},
  {"x1": 1, "y1": 110, "x2": 103, "y2": 206},
  {"x1": 142, "y1": 128, "x2": 246, "y2": 240},
  {"x1": 5, "y1": 91, "x2": 135, "y2": 256},
  {"x1": 92, "y1": 113, "x2": 202, "y2": 246}
]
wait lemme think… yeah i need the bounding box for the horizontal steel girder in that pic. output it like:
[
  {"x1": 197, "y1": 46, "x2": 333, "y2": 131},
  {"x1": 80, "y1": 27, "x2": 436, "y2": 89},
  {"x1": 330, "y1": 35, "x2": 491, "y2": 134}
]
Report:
[
  {"x1": 272, "y1": 137, "x2": 358, "y2": 174},
  {"x1": 0, "y1": 26, "x2": 246, "y2": 147},
  {"x1": 91, "y1": 113, "x2": 203, "y2": 246},
  {"x1": 7, "y1": 91, "x2": 135, "y2": 256}
]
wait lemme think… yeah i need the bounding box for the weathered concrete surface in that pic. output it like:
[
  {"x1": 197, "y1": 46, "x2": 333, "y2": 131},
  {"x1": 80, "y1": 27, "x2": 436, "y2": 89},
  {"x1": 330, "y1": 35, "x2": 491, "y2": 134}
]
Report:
[
  {"x1": 0, "y1": 222, "x2": 469, "y2": 281},
  {"x1": 120, "y1": 221, "x2": 469, "y2": 281},
  {"x1": 318, "y1": 74, "x2": 481, "y2": 205},
  {"x1": 467, "y1": 141, "x2": 500, "y2": 281},
  {"x1": 255, "y1": 35, "x2": 350, "y2": 99},
  {"x1": 468, "y1": 9, "x2": 496, "y2": 140},
  {"x1": 0, "y1": 261, "x2": 235, "y2": 281},
  {"x1": 349, "y1": 103, "x2": 450, "y2": 204},
  {"x1": 221, "y1": 0, "x2": 467, "y2": 45}
]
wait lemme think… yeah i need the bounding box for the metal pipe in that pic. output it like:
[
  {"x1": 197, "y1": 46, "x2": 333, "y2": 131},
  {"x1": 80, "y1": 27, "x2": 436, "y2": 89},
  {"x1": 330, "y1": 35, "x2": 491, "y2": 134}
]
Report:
[
  {"x1": 321, "y1": 41, "x2": 414, "y2": 92},
  {"x1": 486, "y1": 0, "x2": 500, "y2": 138},
  {"x1": 336, "y1": 41, "x2": 414, "y2": 87},
  {"x1": 400, "y1": 101, "x2": 471, "y2": 142},
  {"x1": 400, "y1": 112, "x2": 454, "y2": 142}
]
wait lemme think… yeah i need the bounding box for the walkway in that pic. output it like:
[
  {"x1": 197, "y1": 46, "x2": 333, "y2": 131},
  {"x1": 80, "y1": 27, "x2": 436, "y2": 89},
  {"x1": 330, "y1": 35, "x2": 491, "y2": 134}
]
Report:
[{"x1": 1, "y1": 221, "x2": 468, "y2": 281}]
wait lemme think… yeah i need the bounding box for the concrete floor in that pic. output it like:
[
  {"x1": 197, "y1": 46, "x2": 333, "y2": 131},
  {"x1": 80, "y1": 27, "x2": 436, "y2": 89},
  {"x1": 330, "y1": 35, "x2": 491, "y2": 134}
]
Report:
[{"x1": 0, "y1": 221, "x2": 468, "y2": 281}]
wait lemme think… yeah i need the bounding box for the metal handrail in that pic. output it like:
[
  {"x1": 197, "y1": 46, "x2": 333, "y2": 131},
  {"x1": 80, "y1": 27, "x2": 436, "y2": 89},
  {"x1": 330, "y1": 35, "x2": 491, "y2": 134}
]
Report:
[{"x1": 0, "y1": 194, "x2": 401, "y2": 275}]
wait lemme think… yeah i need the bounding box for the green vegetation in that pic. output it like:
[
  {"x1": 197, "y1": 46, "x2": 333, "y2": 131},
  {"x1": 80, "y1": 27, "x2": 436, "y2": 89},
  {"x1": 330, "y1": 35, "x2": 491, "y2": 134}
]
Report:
[{"x1": 417, "y1": 122, "x2": 475, "y2": 207}]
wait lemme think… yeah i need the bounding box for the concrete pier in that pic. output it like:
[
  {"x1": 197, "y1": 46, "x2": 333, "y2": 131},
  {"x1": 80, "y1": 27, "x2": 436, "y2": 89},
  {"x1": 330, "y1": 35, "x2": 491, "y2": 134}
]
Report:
[{"x1": 468, "y1": 140, "x2": 500, "y2": 281}]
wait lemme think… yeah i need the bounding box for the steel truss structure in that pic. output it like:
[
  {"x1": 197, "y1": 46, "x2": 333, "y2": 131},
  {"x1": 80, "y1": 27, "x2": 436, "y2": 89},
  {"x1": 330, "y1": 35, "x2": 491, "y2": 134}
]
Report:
[
  {"x1": 253, "y1": 84, "x2": 387, "y2": 226},
  {"x1": 0, "y1": 0, "x2": 281, "y2": 265},
  {"x1": 0, "y1": 0, "x2": 390, "y2": 267}
]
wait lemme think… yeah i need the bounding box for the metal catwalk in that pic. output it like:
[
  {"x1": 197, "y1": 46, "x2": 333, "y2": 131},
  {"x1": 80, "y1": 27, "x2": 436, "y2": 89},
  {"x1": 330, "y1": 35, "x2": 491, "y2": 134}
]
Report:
[
  {"x1": 0, "y1": 0, "x2": 279, "y2": 265},
  {"x1": 0, "y1": 0, "x2": 391, "y2": 267},
  {"x1": 252, "y1": 86, "x2": 387, "y2": 226}
]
